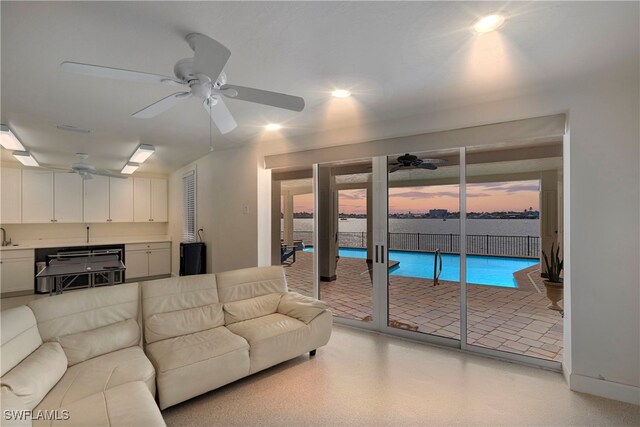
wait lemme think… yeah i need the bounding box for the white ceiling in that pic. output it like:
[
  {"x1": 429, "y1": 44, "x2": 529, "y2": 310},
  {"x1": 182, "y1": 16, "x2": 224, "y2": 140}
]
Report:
[{"x1": 1, "y1": 2, "x2": 637, "y2": 174}]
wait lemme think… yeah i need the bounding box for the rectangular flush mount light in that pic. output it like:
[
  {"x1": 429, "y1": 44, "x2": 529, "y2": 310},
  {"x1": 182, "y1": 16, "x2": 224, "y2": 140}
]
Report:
[
  {"x1": 129, "y1": 144, "x2": 155, "y2": 163},
  {"x1": 0, "y1": 124, "x2": 26, "y2": 151},
  {"x1": 121, "y1": 162, "x2": 139, "y2": 175},
  {"x1": 12, "y1": 151, "x2": 39, "y2": 167}
]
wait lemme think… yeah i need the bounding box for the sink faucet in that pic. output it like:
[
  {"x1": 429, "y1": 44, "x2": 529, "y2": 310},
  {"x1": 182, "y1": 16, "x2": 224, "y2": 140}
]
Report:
[{"x1": 1, "y1": 227, "x2": 11, "y2": 246}]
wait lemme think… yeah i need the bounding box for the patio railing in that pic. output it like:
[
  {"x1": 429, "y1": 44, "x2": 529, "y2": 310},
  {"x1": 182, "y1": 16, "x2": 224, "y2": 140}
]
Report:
[{"x1": 284, "y1": 231, "x2": 539, "y2": 258}]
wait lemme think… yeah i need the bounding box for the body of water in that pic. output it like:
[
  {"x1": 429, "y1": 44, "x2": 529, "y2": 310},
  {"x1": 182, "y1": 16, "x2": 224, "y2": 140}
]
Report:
[{"x1": 286, "y1": 218, "x2": 540, "y2": 236}]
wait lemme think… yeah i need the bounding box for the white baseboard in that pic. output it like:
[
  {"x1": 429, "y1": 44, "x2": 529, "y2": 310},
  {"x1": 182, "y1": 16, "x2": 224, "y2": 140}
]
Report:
[{"x1": 570, "y1": 373, "x2": 640, "y2": 405}]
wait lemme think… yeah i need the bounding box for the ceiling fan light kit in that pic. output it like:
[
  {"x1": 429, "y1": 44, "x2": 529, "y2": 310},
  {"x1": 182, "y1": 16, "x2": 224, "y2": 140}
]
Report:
[
  {"x1": 121, "y1": 162, "x2": 139, "y2": 174},
  {"x1": 61, "y1": 32, "x2": 306, "y2": 136},
  {"x1": 0, "y1": 124, "x2": 26, "y2": 151},
  {"x1": 12, "y1": 150, "x2": 40, "y2": 167},
  {"x1": 129, "y1": 144, "x2": 155, "y2": 163}
]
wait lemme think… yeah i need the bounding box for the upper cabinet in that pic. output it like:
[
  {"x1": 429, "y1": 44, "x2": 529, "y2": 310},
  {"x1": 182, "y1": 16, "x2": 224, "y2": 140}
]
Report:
[
  {"x1": 1, "y1": 168, "x2": 167, "y2": 224},
  {"x1": 109, "y1": 177, "x2": 134, "y2": 222},
  {"x1": 1, "y1": 168, "x2": 22, "y2": 224},
  {"x1": 133, "y1": 177, "x2": 168, "y2": 222},
  {"x1": 54, "y1": 173, "x2": 83, "y2": 223},
  {"x1": 22, "y1": 170, "x2": 54, "y2": 223},
  {"x1": 83, "y1": 175, "x2": 110, "y2": 223}
]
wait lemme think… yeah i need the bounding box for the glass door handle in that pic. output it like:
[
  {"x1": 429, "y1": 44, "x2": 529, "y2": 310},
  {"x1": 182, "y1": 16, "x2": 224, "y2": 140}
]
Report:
[{"x1": 375, "y1": 245, "x2": 379, "y2": 263}]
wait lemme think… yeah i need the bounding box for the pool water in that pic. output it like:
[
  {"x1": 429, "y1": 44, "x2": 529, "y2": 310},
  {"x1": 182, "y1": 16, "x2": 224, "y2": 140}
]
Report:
[{"x1": 303, "y1": 247, "x2": 538, "y2": 288}]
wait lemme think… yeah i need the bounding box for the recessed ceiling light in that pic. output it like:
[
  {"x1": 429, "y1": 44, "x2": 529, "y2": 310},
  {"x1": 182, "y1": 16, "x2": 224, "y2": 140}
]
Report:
[
  {"x1": 12, "y1": 151, "x2": 39, "y2": 167},
  {"x1": 129, "y1": 144, "x2": 155, "y2": 163},
  {"x1": 121, "y1": 162, "x2": 139, "y2": 175},
  {"x1": 332, "y1": 89, "x2": 351, "y2": 98},
  {"x1": 265, "y1": 123, "x2": 282, "y2": 131},
  {"x1": 473, "y1": 14, "x2": 506, "y2": 34},
  {"x1": 0, "y1": 124, "x2": 26, "y2": 151}
]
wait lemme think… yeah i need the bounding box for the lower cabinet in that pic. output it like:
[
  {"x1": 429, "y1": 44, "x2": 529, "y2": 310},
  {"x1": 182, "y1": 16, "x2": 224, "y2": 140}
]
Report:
[
  {"x1": 1, "y1": 249, "x2": 35, "y2": 294},
  {"x1": 125, "y1": 242, "x2": 171, "y2": 281}
]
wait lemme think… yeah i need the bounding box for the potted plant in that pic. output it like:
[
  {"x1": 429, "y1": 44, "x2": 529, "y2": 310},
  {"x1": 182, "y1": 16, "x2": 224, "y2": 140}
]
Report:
[{"x1": 542, "y1": 243, "x2": 563, "y2": 311}]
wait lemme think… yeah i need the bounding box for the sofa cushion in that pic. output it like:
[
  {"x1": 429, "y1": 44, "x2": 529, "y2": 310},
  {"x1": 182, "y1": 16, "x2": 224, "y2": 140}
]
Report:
[
  {"x1": 226, "y1": 313, "x2": 311, "y2": 374},
  {"x1": 28, "y1": 284, "x2": 140, "y2": 364},
  {"x1": 216, "y1": 266, "x2": 288, "y2": 303},
  {"x1": 141, "y1": 274, "x2": 221, "y2": 344},
  {"x1": 278, "y1": 292, "x2": 330, "y2": 324},
  {"x1": 223, "y1": 293, "x2": 282, "y2": 325},
  {"x1": 34, "y1": 381, "x2": 165, "y2": 427},
  {"x1": 146, "y1": 327, "x2": 249, "y2": 409},
  {"x1": 56, "y1": 318, "x2": 140, "y2": 366},
  {"x1": 36, "y1": 346, "x2": 155, "y2": 411},
  {"x1": 1, "y1": 306, "x2": 43, "y2": 376},
  {"x1": 1, "y1": 342, "x2": 67, "y2": 410}
]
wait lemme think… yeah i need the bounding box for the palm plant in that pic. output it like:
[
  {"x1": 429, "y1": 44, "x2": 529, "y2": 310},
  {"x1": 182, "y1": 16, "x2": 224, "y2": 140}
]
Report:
[{"x1": 542, "y1": 243, "x2": 563, "y2": 283}]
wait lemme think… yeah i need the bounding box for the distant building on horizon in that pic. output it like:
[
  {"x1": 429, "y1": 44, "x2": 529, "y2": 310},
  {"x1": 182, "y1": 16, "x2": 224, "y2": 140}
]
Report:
[{"x1": 429, "y1": 209, "x2": 448, "y2": 219}]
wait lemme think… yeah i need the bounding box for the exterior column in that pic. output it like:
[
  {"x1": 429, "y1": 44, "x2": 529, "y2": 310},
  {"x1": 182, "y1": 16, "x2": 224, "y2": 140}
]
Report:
[
  {"x1": 283, "y1": 193, "x2": 294, "y2": 247},
  {"x1": 540, "y1": 171, "x2": 559, "y2": 260},
  {"x1": 317, "y1": 166, "x2": 337, "y2": 281},
  {"x1": 366, "y1": 182, "x2": 373, "y2": 262},
  {"x1": 270, "y1": 180, "x2": 282, "y2": 266}
]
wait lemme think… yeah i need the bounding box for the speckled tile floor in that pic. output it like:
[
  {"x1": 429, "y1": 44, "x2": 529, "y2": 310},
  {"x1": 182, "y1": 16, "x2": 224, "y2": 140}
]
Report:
[{"x1": 162, "y1": 325, "x2": 638, "y2": 426}]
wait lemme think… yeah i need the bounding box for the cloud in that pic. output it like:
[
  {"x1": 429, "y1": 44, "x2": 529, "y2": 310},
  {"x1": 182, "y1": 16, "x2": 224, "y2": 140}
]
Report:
[
  {"x1": 502, "y1": 184, "x2": 540, "y2": 193},
  {"x1": 390, "y1": 190, "x2": 490, "y2": 199},
  {"x1": 339, "y1": 189, "x2": 366, "y2": 200}
]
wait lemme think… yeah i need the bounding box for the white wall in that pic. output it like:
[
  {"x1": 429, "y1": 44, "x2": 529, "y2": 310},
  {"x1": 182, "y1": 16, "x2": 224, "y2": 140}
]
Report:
[
  {"x1": 168, "y1": 144, "x2": 259, "y2": 275},
  {"x1": 170, "y1": 58, "x2": 639, "y2": 403}
]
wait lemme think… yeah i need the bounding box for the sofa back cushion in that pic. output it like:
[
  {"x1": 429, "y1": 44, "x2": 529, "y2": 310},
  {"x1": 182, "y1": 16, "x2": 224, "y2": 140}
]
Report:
[
  {"x1": 28, "y1": 283, "x2": 140, "y2": 366},
  {"x1": 223, "y1": 293, "x2": 283, "y2": 325},
  {"x1": 1, "y1": 307, "x2": 43, "y2": 376},
  {"x1": 216, "y1": 266, "x2": 288, "y2": 303},
  {"x1": 141, "y1": 274, "x2": 223, "y2": 344},
  {"x1": 0, "y1": 342, "x2": 67, "y2": 410}
]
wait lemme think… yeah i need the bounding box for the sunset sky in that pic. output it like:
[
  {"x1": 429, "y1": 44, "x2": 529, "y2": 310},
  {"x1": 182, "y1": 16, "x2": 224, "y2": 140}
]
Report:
[{"x1": 290, "y1": 180, "x2": 540, "y2": 214}]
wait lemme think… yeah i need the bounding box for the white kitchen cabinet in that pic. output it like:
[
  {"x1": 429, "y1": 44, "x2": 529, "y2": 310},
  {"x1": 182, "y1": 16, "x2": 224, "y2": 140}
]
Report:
[
  {"x1": 125, "y1": 242, "x2": 171, "y2": 280},
  {"x1": 84, "y1": 175, "x2": 110, "y2": 223},
  {"x1": 133, "y1": 178, "x2": 151, "y2": 222},
  {"x1": 54, "y1": 173, "x2": 84, "y2": 223},
  {"x1": 0, "y1": 249, "x2": 35, "y2": 294},
  {"x1": 1, "y1": 168, "x2": 22, "y2": 224},
  {"x1": 150, "y1": 179, "x2": 168, "y2": 222},
  {"x1": 22, "y1": 170, "x2": 54, "y2": 223},
  {"x1": 133, "y1": 178, "x2": 167, "y2": 223},
  {"x1": 109, "y1": 178, "x2": 134, "y2": 222}
]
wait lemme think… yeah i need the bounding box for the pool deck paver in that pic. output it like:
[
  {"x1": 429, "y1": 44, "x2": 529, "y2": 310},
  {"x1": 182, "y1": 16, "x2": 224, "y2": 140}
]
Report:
[{"x1": 283, "y1": 251, "x2": 563, "y2": 362}]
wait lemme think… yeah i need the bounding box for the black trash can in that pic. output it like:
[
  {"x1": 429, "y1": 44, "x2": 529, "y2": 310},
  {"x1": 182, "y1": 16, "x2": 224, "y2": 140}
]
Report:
[{"x1": 180, "y1": 242, "x2": 206, "y2": 276}]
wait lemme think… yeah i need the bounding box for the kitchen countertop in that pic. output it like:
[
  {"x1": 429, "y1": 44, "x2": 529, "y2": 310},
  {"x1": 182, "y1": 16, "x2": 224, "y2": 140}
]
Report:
[{"x1": 0, "y1": 236, "x2": 172, "y2": 251}]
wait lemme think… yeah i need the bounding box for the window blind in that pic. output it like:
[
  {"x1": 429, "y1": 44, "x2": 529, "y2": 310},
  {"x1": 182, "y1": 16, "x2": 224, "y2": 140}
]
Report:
[{"x1": 182, "y1": 170, "x2": 196, "y2": 242}]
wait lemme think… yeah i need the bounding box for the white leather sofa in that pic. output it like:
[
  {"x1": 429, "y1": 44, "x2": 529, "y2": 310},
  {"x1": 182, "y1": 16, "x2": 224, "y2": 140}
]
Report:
[
  {"x1": 1, "y1": 265, "x2": 332, "y2": 422},
  {"x1": 0, "y1": 283, "x2": 165, "y2": 427},
  {"x1": 141, "y1": 266, "x2": 333, "y2": 409}
]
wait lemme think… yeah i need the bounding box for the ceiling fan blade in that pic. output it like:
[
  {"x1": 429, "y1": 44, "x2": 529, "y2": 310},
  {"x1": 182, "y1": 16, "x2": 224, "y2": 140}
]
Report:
[
  {"x1": 219, "y1": 85, "x2": 305, "y2": 112},
  {"x1": 389, "y1": 164, "x2": 403, "y2": 173},
  {"x1": 187, "y1": 33, "x2": 231, "y2": 83},
  {"x1": 417, "y1": 163, "x2": 438, "y2": 170},
  {"x1": 420, "y1": 158, "x2": 449, "y2": 165},
  {"x1": 132, "y1": 92, "x2": 191, "y2": 118},
  {"x1": 61, "y1": 62, "x2": 185, "y2": 86},
  {"x1": 203, "y1": 97, "x2": 237, "y2": 134},
  {"x1": 91, "y1": 170, "x2": 128, "y2": 179}
]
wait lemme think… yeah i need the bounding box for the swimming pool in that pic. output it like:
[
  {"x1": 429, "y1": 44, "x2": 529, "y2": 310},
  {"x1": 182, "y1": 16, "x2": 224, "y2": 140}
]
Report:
[{"x1": 303, "y1": 247, "x2": 538, "y2": 288}]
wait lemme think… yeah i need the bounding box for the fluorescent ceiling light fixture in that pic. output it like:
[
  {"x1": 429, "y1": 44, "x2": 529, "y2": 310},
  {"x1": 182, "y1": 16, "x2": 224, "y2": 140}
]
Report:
[
  {"x1": 331, "y1": 89, "x2": 351, "y2": 98},
  {"x1": 12, "y1": 151, "x2": 39, "y2": 167},
  {"x1": 473, "y1": 14, "x2": 506, "y2": 33},
  {"x1": 121, "y1": 162, "x2": 139, "y2": 174},
  {"x1": 56, "y1": 124, "x2": 90, "y2": 134},
  {"x1": 129, "y1": 144, "x2": 155, "y2": 163},
  {"x1": 0, "y1": 124, "x2": 26, "y2": 151},
  {"x1": 265, "y1": 123, "x2": 282, "y2": 131}
]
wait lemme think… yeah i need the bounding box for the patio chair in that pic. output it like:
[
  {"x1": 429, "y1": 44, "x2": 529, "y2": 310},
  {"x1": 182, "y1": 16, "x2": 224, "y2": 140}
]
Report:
[{"x1": 281, "y1": 244, "x2": 297, "y2": 265}]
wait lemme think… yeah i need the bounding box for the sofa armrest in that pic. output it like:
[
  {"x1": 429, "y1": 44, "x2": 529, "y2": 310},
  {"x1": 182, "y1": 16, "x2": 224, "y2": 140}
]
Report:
[{"x1": 277, "y1": 292, "x2": 330, "y2": 324}]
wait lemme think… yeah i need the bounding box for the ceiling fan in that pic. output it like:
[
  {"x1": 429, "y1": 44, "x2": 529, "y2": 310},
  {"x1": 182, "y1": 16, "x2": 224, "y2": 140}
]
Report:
[
  {"x1": 389, "y1": 153, "x2": 448, "y2": 173},
  {"x1": 46, "y1": 153, "x2": 127, "y2": 180},
  {"x1": 60, "y1": 33, "x2": 305, "y2": 134}
]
